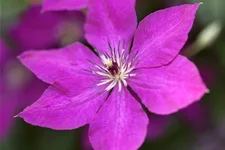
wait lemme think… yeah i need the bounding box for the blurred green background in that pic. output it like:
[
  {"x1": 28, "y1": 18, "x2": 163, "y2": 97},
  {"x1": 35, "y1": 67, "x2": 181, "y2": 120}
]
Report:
[{"x1": 0, "y1": 0, "x2": 225, "y2": 150}]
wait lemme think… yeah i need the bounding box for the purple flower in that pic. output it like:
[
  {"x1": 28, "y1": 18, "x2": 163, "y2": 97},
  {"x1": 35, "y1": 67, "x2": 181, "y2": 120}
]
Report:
[
  {"x1": 17, "y1": 1, "x2": 208, "y2": 149},
  {"x1": 9, "y1": 5, "x2": 85, "y2": 50},
  {"x1": 0, "y1": 38, "x2": 18, "y2": 140},
  {"x1": 42, "y1": 0, "x2": 88, "y2": 12},
  {"x1": 0, "y1": 37, "x2": 47, "y2": 140}
]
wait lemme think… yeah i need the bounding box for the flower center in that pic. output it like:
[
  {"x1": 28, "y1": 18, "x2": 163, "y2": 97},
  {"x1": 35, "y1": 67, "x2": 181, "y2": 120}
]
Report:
[{"x1": 87, "y1": 43, "x2": 138, "y2": 92}]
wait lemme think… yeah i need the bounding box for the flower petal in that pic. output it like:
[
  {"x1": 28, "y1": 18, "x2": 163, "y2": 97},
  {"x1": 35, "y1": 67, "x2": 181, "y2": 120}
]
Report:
[
  {"x1": 42, "y1": 0, "x2": 88, "y2": 12},
  {"x1": 17, "y1": 74, "x2": 108, "y2": 130},
  {"x1": 10, "y1": 6, "x2": 85, "y2": 50},
  {"x1": 89, "y1": 87, "x2": 148, "y2": 150},
  {"x1": 132, "y1": 4, "x2": 200, "y2": 68},
  {"x1": 10, "y1": 6, "x2": 61, "y2": 50},
  {"x1": 18, "y1": 42, "x2": 98, "y2": 84},
  {"x1": 85, "y1": 0, "x2": 137, "y2": 54},
  {"x1": 128, "y1": 55, "x2": 208, "y2": 115}
]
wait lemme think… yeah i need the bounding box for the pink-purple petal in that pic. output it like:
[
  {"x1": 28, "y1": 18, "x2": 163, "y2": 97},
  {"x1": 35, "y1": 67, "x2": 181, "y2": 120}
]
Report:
[
  {"x1": 17, "y1": 75, "x2": 108, "y2": 130},
  {"x1": 128, "y1": 55, "x2": 208, "y2": 115},
  {"x1": 9, "y1": 6, "x2": 85, "y2": 50},
  {"x1": 9, "y1": 6, "x2": 61, "y2": 50},
  {"x1": 89, "y1": 88, "x2": 149, "y2": 150},
  {"x1": 132, "y1": 3, "x2": 200, "y2": 68},
  {"x1": 18, "y1": 42, "x2": 98, "y2": 84},
  {"x1": 85, "y1": 0, "x2": 137, "y2": 54},
  {"x1": 42, "y1": 0, "x2": 88, "y2": 12}
]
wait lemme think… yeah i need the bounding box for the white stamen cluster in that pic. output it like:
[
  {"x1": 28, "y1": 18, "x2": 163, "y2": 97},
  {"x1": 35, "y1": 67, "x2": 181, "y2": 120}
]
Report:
[{"x1": 90, "y1": 46, "x2": 137, "y2": 92}]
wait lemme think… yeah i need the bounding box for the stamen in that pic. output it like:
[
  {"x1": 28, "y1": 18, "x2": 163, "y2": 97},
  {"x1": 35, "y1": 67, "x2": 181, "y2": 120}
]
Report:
[
  {"x1": 88, "y1": 41, "x2": 137, "y2": 92},
  {"x1": 105, "y1": 80, "x2": 117, "y2": 91},
  {"x1": 121, "y1": 78, "x2": 127, "y2": 87},
  {"x1": 94, "y1": 65, "x2": 109, "y2": 73},
  {"x1": 124, "y1": 66, "x2": 135, "y2": 74},
  {"x1": 118, "y1": 80, "x2": 122, "y2": 92},
  {"x1": 129, "y1": 74, "x2": 136, "y2": 77},
  {"x1": 97, "y1": 79, "x2": 113, "y2": 86},
  {"x1": 95, "y1": 71, "x2": 111, "y2": 77}
]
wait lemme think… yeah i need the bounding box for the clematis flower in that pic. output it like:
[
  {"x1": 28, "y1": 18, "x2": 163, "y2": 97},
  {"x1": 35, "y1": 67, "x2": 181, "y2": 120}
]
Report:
[
  {"x1": 0, "y1": 39, "x2": 20, "y2": 140},
  {"x1": 9, "y1": 5, "x2": 85, "y2": 50},
  {"x1": 0, "y1": 39, "x2": 16, "y2": 140},
  {"x1": 17, "y1": 1, "x2": 208, "y2": 149},
  {"x1": 0, "y1": 37, "x2": 47, "y2": 140}
]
